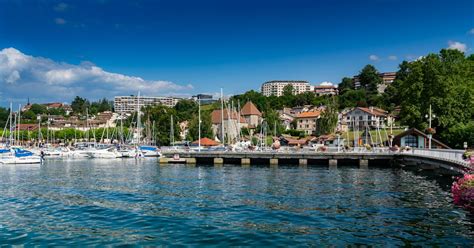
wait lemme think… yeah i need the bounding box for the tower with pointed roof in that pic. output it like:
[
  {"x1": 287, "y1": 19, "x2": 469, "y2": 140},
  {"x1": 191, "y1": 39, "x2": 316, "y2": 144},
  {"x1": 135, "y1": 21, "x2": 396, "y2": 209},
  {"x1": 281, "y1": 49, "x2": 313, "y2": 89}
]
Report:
[{"x1": 240, "y1": 101, "x2": 262, "y2": 130}]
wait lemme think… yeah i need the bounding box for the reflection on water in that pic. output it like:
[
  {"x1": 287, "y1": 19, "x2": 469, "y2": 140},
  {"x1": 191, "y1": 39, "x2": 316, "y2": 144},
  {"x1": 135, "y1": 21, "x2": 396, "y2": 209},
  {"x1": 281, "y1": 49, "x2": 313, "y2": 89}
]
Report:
[{"x1": 0, "y1": 159, "x2": 472, "y2": 246}]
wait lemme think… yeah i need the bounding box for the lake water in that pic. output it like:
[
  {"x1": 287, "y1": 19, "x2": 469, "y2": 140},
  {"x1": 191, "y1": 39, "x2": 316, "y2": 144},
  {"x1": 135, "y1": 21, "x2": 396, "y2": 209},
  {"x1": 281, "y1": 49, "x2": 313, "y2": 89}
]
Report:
[{"x1": 0, "y1": 159, "x2": 472, "y2": 246}]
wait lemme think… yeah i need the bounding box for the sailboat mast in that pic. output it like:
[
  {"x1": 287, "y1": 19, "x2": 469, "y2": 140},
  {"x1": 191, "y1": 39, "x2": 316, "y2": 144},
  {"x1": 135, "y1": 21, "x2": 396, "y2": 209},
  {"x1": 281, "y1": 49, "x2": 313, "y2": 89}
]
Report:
[
  {"x1": 18, "y1": 104, "x2": 21, "y2": 145},
  {"x1": 198, "y1": 99, "x2": 201, "y2": 152},
  {"x1": 37, "y1": 115, "x2": 41, "y2": 148},
  {"x1": 220, "y1": 88, "x2": 224, "y2": 146},
  {"x1": 9, "y1": 102, "x2": 12, "y2": 145},
  {"x1": 170, "y1": 115, "x2": 174, "y2": 145},
  {"x1": 137, "y1": 92, "x2": 141, "y2": 145}
]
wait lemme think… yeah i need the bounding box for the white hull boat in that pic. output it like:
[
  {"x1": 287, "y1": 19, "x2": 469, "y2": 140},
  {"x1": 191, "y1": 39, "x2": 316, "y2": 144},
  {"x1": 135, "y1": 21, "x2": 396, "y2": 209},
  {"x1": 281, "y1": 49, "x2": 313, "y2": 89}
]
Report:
[{"x1": 86, "y1": 148, "x2": 122, "y2": 159}]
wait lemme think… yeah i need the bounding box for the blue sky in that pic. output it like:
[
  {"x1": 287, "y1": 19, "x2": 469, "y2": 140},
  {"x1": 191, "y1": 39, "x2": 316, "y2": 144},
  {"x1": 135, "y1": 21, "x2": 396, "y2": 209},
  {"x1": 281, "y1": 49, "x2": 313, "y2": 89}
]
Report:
[{"x1": 0, "y1": 0, "x2": 473, "y2": 104}]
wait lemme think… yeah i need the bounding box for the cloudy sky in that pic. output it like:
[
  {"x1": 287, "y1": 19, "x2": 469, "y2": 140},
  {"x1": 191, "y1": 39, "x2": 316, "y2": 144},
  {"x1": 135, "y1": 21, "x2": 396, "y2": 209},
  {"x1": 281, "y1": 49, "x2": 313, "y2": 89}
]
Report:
[{"x1": 0, "y1": 0, "x2": 473, "y2": 105}]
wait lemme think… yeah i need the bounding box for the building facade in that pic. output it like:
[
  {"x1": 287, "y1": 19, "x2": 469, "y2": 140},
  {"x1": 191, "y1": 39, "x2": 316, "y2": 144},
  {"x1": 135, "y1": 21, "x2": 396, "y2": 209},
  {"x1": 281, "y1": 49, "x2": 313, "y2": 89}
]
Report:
[
  {"x1": 314, "y1": 85, "x2": 338, "y2": 96},
  {"x1": 295, "y1": 111, "x2": 321, "y2": 135},
  {"x1": 211, "y1": 109, "x2": 248, "y2": 143},
  {"x1": 191, "y1": 94, "x2": 217, "y2": 105},
  {"x1": 393, "y1": 128, "x2": 450, "y2": 149},
  {"x1": 114, "y1": 96, "x2": 181, "y2": 114},
  {"x1": 353, "y1": 72, "x2": 396, "y2": 93},
  {"x1": 261, "y1": 80, "x2": 311, "y2": 97},
  {"x1": 344, "y1": 107, "x2": 391, "y2": 129},
  {"x1": 240, "y1": 101, "x2": 262, "y2": 129}
]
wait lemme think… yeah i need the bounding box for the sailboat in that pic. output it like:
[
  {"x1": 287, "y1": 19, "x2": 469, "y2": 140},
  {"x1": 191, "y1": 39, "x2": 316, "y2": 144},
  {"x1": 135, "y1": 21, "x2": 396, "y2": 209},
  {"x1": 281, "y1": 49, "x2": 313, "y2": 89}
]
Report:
[{"x1": 0, "y1": 104, "x2": 41, "y2": 164}]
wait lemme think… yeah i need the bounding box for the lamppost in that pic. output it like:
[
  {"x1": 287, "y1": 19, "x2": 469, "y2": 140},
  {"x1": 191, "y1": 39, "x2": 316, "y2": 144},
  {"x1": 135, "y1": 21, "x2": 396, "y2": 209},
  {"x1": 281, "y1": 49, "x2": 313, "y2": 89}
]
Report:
[{"x1": 425, "y1": 104, "x2": 436, "y2": 150}]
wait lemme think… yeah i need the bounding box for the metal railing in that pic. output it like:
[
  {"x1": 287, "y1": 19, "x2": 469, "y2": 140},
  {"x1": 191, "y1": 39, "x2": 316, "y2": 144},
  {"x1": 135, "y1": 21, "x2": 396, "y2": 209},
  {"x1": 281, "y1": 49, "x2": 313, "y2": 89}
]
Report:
[
  {"x1": 408, "y1": 148, "x2": 468, "y2": 164},
  {"x1": 162, "y1": 146, "x2": 471, "y2": 166}
]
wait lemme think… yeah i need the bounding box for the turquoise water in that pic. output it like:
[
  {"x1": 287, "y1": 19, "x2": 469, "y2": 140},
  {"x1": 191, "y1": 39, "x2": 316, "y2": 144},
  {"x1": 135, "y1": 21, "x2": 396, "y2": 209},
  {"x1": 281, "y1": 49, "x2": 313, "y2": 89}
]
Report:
[{"x1": 0, "y1": 159, "x2": 472, "y2": 246}]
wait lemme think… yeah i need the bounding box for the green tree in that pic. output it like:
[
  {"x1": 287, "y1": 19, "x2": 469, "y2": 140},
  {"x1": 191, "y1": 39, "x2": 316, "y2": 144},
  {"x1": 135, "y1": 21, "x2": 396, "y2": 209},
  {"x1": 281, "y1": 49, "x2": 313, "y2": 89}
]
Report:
[
  {"x1": 282, "y1": 84, "x2": 295, "y2": 96},
  {"x1": 316, "y1": 99, "x2": 339, "y2": 136},
  {"x1": 142, "y1": 105, "x2": 179, "y2": 145},
  {"x1": 262, "y1": 108, "x2": 284, "y2": 136},
  {"x1": 29, "y1": 104, "x2": 47, "y2": 115},
  {"x1": 358, "y1": 64, "x2": 382, "y2": 94},
  {"x1": 0, "y1": 107, "x2": 9, "y2": 128},
  {"x1": 174, "y1": 99, "x2": 198, "y2": 121},
  {"x1": 187, "y1": 110, "x2": 213, "y2": 141},
  {"x1": 395, "y1": 49, "x2": 474, "y2": 148},
  {"x1": 338, "y1": 89, "x2": 366, "y2": 109},
  {"x1": 22, "y1": 110, "x2": 36, "y2": 120},
  {"x1": 338, "y1": 77, "x2": 353, "y2": 95},
  {"x1": 71, "y1": 96, "x2": 90, "y2": 116}
]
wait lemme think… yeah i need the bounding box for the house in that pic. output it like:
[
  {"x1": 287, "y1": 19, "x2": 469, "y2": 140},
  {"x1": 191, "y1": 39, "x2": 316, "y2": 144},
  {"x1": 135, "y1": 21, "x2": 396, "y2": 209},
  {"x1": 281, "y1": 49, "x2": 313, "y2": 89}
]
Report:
[
  {"x1": 295, "y1": 111, "x2": 321, "y2": 135},
  {"x1": 314, "y1": 85, "x2": 338, "y2": 96},
  {"x1": 240, "y1": 101, "x2": 262, "y2": 131},
  {"x1": 393, "y1": 128, "x2": 450, "y2": 149},
  {"x1": 344, "y1": 107, "x2": 392, "y2": 129},
  {"x1": 211, "y1": 109, "x2": 247, "y2": 143},
  {"x1": 278, "y1": 136, "x2": 309, "y2": 147},
  {"x1": 278, "y1": 112, "x2": 295, "y2": 130}
]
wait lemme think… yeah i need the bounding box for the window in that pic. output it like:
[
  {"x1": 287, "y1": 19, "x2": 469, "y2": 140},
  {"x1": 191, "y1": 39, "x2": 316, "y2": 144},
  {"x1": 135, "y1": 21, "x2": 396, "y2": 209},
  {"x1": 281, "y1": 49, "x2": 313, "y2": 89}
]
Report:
[{"x1": 405, "y1": 135, "x2": 418, "y2": 148}]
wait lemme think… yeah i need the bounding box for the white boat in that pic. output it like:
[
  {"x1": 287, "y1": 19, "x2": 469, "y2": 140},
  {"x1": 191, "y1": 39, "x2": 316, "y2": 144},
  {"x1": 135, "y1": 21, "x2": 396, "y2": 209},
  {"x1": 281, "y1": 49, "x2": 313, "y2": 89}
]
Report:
[
  {"x1": 86, "y1": 147, "x2": 122, "y2": 159},
  {"x1": 139, "y1": 146, "x2": 161, "y2": 157},
  {"x1": 0, "y1": 148, "x2": 42, "y2": 164}
]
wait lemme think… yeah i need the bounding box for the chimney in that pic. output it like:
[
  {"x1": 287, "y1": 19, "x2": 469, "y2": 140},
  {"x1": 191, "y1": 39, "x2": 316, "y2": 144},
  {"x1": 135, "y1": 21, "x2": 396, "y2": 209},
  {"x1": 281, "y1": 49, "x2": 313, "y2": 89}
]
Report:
[{"x1": 370, "y1": 107, "x2": 374, "y2": 113}]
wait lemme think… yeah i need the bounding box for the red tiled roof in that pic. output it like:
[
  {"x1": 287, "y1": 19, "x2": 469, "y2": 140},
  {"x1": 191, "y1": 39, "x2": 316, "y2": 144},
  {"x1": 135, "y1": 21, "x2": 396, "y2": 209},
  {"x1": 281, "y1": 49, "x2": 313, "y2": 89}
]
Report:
[
  {"x1": 296, "y1": 111, "x2": 321, "y2": 118},
  {"x1": 211, "y1": 109, "x2": 246, "y2": 124},
  {"x1": 286, "y1": 138, "x2": 308, "y2": 145},
  {"x1": 16, "y1": 124, "x2": 39, "y2": 131},
  {"x1": 356, "y1": 107, "x2": 388, "y2": 117},
  {"x1": 45, "y1": 103, "x2": 63, "y2": 108},
  {"x1": 240, "y1": 101, "x2": 262, "y2": 117},
  {"x1": 192, "y1": 137, "x2": 220, "y2": 146}
]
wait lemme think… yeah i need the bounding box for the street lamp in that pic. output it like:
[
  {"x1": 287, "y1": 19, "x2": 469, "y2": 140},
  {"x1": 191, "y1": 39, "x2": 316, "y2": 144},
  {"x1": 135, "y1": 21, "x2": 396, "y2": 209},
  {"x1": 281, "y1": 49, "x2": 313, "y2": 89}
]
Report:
[{"x1": 425, "y1": 104, "x2": 436, "y2": 150}]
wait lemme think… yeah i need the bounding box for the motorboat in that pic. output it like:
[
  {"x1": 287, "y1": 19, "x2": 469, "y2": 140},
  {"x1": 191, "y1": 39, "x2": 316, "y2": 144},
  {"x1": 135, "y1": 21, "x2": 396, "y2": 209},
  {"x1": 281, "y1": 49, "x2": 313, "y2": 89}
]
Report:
[
  {"x1": 0, "y1": 148, "x2": 42, "y2": 164},
  {"x1": 139, "y1": 146, "x2": 161, "y2": 157},
  {"x1": 86, "y1": 147, "x2": 122, "y2": 159}
]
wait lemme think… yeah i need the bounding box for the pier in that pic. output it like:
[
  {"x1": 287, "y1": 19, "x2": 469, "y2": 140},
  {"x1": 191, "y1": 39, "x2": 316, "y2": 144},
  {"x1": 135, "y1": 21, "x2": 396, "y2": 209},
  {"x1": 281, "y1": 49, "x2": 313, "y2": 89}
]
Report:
[{"x1": 160, "y1": 149, "x2": 470, "y2": 175}]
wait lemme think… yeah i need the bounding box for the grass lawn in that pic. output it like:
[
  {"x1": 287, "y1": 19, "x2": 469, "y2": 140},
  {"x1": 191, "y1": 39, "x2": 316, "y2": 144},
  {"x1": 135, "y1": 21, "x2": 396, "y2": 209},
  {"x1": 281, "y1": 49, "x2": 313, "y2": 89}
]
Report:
[{"x1": 341, "y1": 129, "x2": 405, "y2": 143}]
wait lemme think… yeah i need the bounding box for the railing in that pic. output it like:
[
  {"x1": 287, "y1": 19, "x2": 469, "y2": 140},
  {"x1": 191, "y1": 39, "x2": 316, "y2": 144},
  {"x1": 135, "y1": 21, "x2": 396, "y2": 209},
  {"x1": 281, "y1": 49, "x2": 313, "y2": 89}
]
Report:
[
  {"x1": 408, "y1": 148, "x2": 468, "y2": 165},
  {"x1": 162, "y1": 146, "x2": 471, "y2": 166}
]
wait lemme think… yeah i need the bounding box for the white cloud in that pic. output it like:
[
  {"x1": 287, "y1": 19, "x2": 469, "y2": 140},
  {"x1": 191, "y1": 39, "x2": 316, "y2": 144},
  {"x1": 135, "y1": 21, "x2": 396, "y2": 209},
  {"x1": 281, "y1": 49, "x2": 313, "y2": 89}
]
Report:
[
  {"x1": 54, "y1": 18, "x2": 66, "y2": 25},
  {"x1": 388, "y1": 55, "x2": 397, "y2": 60},
  {"x1": 319, "y1": 81, "x2": 333, "y2": 86},
  {"x1": 447, "y1": 40, "x2": 467, "y2": 52},
  {"x1": 0, "y1": 47, "x2": 193, "y2": 103},
  {"x1": 54, "y1": 3, "x2": 68, "y2": 12},
  {"x1": 469, "y1": 28, "x2": 474, "y2": 35},
  {"x1": 369, "y1": 55, "x2": 379, "y2": 61}
]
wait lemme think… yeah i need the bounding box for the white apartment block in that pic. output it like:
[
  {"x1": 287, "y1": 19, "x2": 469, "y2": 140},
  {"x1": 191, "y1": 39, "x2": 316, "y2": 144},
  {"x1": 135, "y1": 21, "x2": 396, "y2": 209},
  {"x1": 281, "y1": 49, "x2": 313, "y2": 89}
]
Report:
[
  {"x1": 114, "y1": 96, "x2": 181, "y2": 113},
  {"x1": 261, "y1": 80, "x2": 311, "y2": 97}
]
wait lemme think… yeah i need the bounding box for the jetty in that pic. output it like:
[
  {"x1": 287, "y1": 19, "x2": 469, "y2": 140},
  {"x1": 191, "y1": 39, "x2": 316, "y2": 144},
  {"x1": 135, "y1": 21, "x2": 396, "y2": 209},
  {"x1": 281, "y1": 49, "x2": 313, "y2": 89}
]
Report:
[{"x1": 160, "y1": 148, "x2": 470, "y2": 175}]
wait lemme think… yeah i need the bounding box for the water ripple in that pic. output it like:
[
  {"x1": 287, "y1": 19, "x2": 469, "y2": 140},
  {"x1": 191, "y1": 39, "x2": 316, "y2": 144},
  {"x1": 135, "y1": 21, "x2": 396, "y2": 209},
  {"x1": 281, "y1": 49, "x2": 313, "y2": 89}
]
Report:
[{"x1": 0, "y1": 159, "x2": 472, "y2": 246}]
